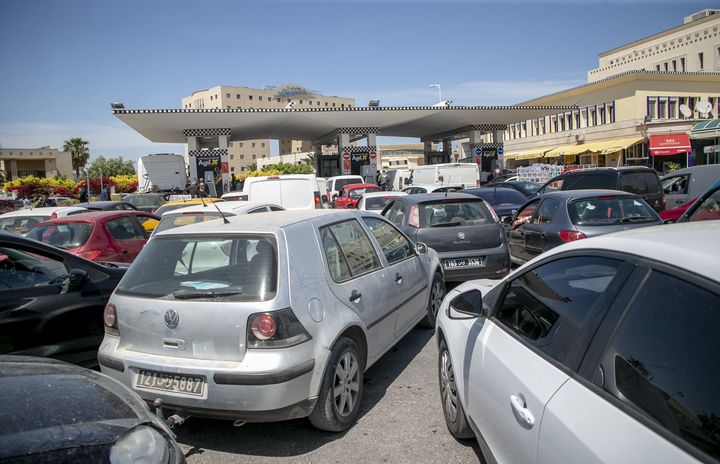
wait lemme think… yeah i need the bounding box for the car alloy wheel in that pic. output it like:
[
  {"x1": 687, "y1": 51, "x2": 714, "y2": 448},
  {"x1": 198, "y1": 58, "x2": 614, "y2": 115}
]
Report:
[
  {"x1": 333, "y1": 351, "x2": 360, "y2": 417},
  {"x1": 440, "y1": 349, "x2": 459, "y2": 423},
  {"x1": 422, "y1": 272, "x2": 445, "y2": 328}
]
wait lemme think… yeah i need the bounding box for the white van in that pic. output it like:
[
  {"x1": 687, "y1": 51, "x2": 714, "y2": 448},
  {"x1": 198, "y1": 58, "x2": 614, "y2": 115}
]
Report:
[
  {"x1": 387, "y1": 168, "x2": 412, "y2": 191},
  {"x1": 326, "y1": 175, "x2": 364, "y2": 205},
  {"x1": 661, "y1": 164, "x2": 720, "y2": 209},
  {"x1": 243, "y1": 174, "x2": 321, "y2": 210},
  {"x1": 409, "y1": 163, "x2": 480, "y2": 188}
]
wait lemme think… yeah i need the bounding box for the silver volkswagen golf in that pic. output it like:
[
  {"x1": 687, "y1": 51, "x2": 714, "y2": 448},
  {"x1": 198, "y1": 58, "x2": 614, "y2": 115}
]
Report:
[{"x1": 98, "y1": 210, "x2": 443, "y2": 432}]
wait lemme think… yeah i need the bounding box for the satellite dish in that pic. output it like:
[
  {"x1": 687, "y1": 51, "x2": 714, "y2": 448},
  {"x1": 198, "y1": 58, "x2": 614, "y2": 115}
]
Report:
[
  {"x1": 697, "y1": 100, "x2": 712, "y2": 117},
  {"x1": 679, "y1": 104, "x2": 692, "y2": 118}
]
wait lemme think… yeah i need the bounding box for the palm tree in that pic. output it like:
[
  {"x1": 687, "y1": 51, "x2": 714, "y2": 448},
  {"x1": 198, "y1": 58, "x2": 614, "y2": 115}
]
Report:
[
  {"x1": 63, "y1": 137, "x2": 90, "y2": 178},
  {"x1": 302, "y1": 152, "x2": 317, "y2": 170},
  {"x1": 248, "y1": 162, "x2": 258, "y2": 172}
]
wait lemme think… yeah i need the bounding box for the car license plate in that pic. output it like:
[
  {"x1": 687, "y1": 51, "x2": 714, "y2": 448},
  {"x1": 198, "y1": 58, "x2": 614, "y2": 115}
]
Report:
[
  {"x1": 136, "y1": 369, "x2": 205, "y2": 396},
  {"x1": 443, "y1": 257, "x2": 484, "y2": 269}
]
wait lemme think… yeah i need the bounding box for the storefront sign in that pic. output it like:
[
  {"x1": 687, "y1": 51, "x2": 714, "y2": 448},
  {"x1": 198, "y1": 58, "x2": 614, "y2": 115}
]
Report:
[
  {"x1": 703, "y1": 144, "x2": 720, "y2": 154},
  {"x1": 649, "y1": 134, "x2": 691, "y2": 156}
]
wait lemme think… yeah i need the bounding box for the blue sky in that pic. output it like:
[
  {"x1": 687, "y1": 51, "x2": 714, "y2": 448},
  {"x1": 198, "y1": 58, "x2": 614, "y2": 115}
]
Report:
[{"x1": 0, "y1": 0, "x2": 710, "y2": 161}]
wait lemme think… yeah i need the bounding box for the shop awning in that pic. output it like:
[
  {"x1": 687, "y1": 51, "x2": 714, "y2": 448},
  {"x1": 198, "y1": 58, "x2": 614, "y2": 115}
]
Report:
[
  {"x1": 649, "y1": 134, "x2": 691, "y2": 156},
  {"x1": 691, "y1": 119, "x2": 720, "y2": 140},
  {"x1": 545, "y1": 136, "x2": 644, "y2": 157},
  {"x1": 504, "y1": 148, "x2": 549, "y2": 161}
]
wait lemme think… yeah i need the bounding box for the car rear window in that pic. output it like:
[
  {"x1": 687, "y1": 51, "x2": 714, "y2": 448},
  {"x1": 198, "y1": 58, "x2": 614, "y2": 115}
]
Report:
[
  {"x1": 419, "y1": 200, "x2": 494, "y2": 228},
  {"x1": 123, "y1": 195, "x2": 164, "y2": 208},
  {"x1": 117, "y1": 235, "x2": 277, "y2": 302},
  {"x1": 0, "y1": 216, "x2": 49, "y2": 234},
  {"x1": 365, "y1": 196, "x2": 395, "y2": 210},
  {"x1": 562, "y1": 174, "x2": 614, "y2": 190},
  {"x1": 26, "y1": 223, "x2": 93, "y2": 249},
  {"x1": 620, "y1": 172, "x2": 661, "y2": 195},
  {"x1": 568, "y1": 196, "x2": 657, "y2": 226},
  {"x1": 153, "y1": 212, "x2": 225, "y2": 234},
  {"x1": 334, "y1": 178, "x2": 362, "y2": 190}
]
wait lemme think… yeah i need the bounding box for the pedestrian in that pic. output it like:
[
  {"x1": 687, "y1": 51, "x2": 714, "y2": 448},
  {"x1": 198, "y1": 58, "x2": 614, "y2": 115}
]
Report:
[
  {"x1": 100, "y1": 185, "x2": 110, "y2": 201},
  {"x1": 379, "y1": 170, "x2": 390, "y2": 191},
  {"x1": 231, "y1": 173, "x2": 238, "y2": 191},
  {"x1": 188, "y1": 178, "x2": 198, "y2": 198},
  {"x1": 22, "y1": 197, "x2": 31, "y2": 209},
  {"x1": 376, "y1": 170, "x2": 381, "y2": 186},
  {"x1": 436, "y1": 175, "x2": 444, "y2": 185},
  {"x1": 197, "y1": 179, "x2": 207, "y2": 197},
  {"x1": 78, "y1": 186, "x2": 88, "y2": 203}
]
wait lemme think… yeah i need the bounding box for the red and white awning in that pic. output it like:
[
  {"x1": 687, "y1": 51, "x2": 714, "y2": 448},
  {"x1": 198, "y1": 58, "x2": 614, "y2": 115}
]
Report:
[{"x1": 649, "y1": 134, "x2": 691, "y2": 157}]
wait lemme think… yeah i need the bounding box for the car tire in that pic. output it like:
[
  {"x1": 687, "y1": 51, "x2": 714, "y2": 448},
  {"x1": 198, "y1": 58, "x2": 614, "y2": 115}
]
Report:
[
  {"x1": 309, "y1": 337, "x2": 364, "y2": 432},
  {"x1": 421, "y1": 272, "x2": 445, "y2": 328},
  {"x1": 438, "y1": 339, "x2": 473, "y2": 439}
]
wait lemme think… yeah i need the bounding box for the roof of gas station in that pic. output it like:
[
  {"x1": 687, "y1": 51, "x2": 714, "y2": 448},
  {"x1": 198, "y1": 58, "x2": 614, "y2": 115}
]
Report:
[{"x1": 113, "y1": 105, "x2": 577, "y2": 144}]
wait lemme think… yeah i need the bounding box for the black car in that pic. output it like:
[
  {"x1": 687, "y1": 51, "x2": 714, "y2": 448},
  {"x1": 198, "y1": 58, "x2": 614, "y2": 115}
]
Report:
[
  {"x1": 382, "y1": 193, "x2": 510, "y2": 281},
  {"x1": 463, "y1": 187, "x2": 528, "y2": 222},
  {"x1": 0, "y1": 231, "x2": 126, "y2": 367},
  {"x1": 535, "y1": 166, "x2": 664, "y2": 212},
  {"x1": 0, "y1": 356, "x2": 184, "y2": 463},
  {"x1": 506, "y1": 190, "x2": 662, "y2": 265},
  {"x1": 75, "y1": 201, "x2": 138, "y2": 211},
  {"x1": 492, "y1": 181, "x2": 540, "y2": 198},
  {"x1": 122, "y1": 193, "x2": 167, "y2": 213}
]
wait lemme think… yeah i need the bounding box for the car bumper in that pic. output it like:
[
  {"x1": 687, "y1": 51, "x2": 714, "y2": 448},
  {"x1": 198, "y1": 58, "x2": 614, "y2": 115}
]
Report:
[
  {"x1": 98, "y1": 336, "x2": 324, "y2": 422},
  {"x1": 437, "y1": 246, "x2": 510, "y2": 281}
]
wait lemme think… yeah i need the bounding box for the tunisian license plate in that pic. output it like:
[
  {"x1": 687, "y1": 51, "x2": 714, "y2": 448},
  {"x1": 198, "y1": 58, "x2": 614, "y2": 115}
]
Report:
[
  {"x1": 443, "y1": 257, "x2": 484, "y2": 269},
  {"x1": 136, "y1": 369, "x2": 205, "y2": 396}
]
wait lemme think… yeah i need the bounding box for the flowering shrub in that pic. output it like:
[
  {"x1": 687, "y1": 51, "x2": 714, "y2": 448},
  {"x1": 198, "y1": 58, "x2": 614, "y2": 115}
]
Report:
[
  {"x1": 110, "y1": 175, "x2": 138, "y2": 193},
  {"x1": 240, "y1": 163, "x2": 314, "y2": 180},
  {"x1": 2, "y1": 176, "x2": 79, "y2": 198}
]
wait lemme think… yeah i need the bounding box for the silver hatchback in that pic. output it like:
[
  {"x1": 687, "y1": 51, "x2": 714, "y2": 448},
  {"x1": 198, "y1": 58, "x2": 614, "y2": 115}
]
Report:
[{"x1": 99, "y1": 210, "x2": 443, "y2": 431}]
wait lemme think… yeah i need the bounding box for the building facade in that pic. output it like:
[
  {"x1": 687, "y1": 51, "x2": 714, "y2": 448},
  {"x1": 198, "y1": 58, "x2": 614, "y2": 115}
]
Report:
[
  {"x1": 181, "y1": 85, "x2": 355, "y2": 174},
  {"x1": 503, "y1": 10, "x2": 720, "y2": 173},
  {"x1": 0, "y1": 146, "x2": 74, "y2": 180}
]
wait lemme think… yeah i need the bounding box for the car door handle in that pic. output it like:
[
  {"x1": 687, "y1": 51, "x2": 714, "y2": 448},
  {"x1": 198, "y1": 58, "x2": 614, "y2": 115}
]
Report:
[
  {"x1": 349, "y1": 290, "x2": 361, "y2": 303},
  {"x1": 395, "y1": 273, "x2": 403, "y2": 284},
  {"x1": 510, "y1": 394, "x2": 535, "y2": 427}
]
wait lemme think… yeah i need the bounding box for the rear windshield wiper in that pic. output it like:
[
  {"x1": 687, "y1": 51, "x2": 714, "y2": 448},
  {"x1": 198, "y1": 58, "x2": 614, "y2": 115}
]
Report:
[
  {"x1": 618, "y1": 216, "x2": 655, "y2": 223},
  {"x1": 172, "y1": 289, "x2": 243, "y2": 299},
  {"x1": 429, "y1": 221, "x2": 463, "y2": 228}
]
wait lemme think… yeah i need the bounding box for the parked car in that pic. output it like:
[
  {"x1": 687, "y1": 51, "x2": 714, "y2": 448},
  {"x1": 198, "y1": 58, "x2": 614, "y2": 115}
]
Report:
[
  {"x1": 0, "y1": 206, "x2": 88, "y2": 234},
  {"x1": 492, "y1": 181, "x2": 541, "y2": 198},
  {"x1": 408, "y1": 163, "x2": 480, "y2": 188},
  {"x1": 677, "y1": 178, "x2": 720, "y2": 223},
  {"x1": 0, "y1": 199, "x2": 16, "y2": 214},
  {"x1": 436, "y1": 221, "x2": 720, "y2": 464},
  {"x1": 75, "y1": 200, "x2": 138, "y2": 211},
  {"x1": 122, "y1": 192, "x2": 167, "y2": 213},
  {"x1": 381, "y1": 192, "x2": 510, "y2": 281},
  {"x1": 507, "y1": 190, "x2": 661, "y2": 265},
  {"x1": 354, "y1": 191, "x2": 407, "y2": 211},
  {"x1": 463, "y1": 187, "x2": 528, "y2": 223},
  {"x1": 401, "y1": 184, "x2": 465, "y2": 194},
  {"x1": 26, "y1": 211, "x2": 159, "y2": 263},
  {"x1": 98, "y1": 210, "x2": 444, "y2": 432},
  {"x1": 243, "y1": 174, "x2": 322, "y2": 210},
  {"x1": 153, "y1": 197, "x2": 224, "y2": 217},
  {"x1": 0, "y1": 356, "x2": 184, "y2": 463},
  {"x1": 333, "y1": 183, "x2": 382, "y2": 209},
  {"x1": 326, "y1": 175, "x2": 364, "y2": 204},
  {"x1": 535, "y1": 166, "x2": 664, "y2": 212},
  {"x1": 661, "y1": 164, "x2": 720, "y2": 209},
  {"x1": 151, "y1": 201, "x2": 285, "y2": 236},
  {"x1": 0, "y1": 231, "x2": 126, "y2": 367}
]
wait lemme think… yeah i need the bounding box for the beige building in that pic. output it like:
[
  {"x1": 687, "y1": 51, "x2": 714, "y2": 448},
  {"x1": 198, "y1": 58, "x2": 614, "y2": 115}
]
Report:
[
  {"x1": 181, "y1": 85, "x2": 355, "y2": 174},
  {"x1": 0, "y1": 146, "x2": 74, "y2": 181},
  {"x1": 503, "y1": 10, "x2": 720, "y2": 171},
  {"x1": 589, "y1": 9, "x2": 720, "y2": 82},
  {"x1": 379, "y1": 144, "x2": 431, "y2": 169}
]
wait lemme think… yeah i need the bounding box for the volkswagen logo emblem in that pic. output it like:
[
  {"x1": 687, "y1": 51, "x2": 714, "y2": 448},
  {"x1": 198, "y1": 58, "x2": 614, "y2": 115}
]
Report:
[
  {"x1": 164, "y1": 309, "x2": 179, "y2": 329},
  {"x1": 457, "y1": 232, "x2": 465, "y2": 240}
]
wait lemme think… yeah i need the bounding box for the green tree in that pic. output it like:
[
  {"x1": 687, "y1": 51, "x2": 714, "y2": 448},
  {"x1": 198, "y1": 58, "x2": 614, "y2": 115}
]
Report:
[
  {"x1": 63, "y1": 137, "x2": 90, "y2": 178},
  {"x1": 248, "y1": 162, "x2": 257, "y2": 171},
  {"x1": 302, "y1": 153, "x2": 317, "y2": 168},
  {"x1": 87, "y1": 155, "x2": 136, "y2": 178}
]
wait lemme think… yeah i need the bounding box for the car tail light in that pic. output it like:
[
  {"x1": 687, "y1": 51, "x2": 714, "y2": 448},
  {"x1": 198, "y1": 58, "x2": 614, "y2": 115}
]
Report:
[
  {"x1": 104, "y1": 303, "x2": 119, "y2": 335},
  {"x1": 314, "y1": 192, "x2": 322, "y2": 208},
  {"x1": 408, "y1": 205, "x2": 420, "y2": 228},
  {"x1": 558, "y1": 230, "x2": 587, "y2": 242},
  {"x1": 247, "y1": 308, "x2": 311, "y2": 349},
  {"x1": 77, "y1": 249, "x2": 102, "y2": 261},
  {"x1": 182, "y1": 211, "x2": 204, "y2": 215}
]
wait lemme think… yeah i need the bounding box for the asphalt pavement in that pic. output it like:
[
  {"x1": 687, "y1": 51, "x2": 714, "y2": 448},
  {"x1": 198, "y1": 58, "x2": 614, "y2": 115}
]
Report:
[{"x1": 174, "y1": 326, "x2": 483, "y2": 463}]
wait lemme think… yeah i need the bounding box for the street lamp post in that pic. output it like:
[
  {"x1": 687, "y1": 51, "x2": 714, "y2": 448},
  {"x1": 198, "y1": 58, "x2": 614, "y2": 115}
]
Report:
[{"x1": 429, "y1": 84, "x2": 442, "y2": 103}]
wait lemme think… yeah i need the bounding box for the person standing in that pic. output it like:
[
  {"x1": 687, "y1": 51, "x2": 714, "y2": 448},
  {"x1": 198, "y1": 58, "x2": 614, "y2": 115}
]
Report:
[
  {"x1": 379, "y1": 170, "x2": 390, "y2": 191},
  {"x1": 197, "y1": 179, "x2": 207, "y2": 197},
  {"x1": 78, "y1": 186, "x2": 88, "y2": 203},
  {"x1": 100, "y1": 185, "x2": 110, "y2": 201},
  {"x1": 436, "y1": 175, "x2": 445, "y2": 185}
]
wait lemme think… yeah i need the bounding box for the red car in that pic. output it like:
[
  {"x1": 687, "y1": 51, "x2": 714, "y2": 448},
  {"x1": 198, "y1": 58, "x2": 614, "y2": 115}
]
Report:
[
  {"x1": 333, "y1": 183, "x2": 382, "y2": 209},
  {"x1": 26, "y1": 211, "x2": 159, "y2": 263},
  {"x1": 658, "y1": 197, "x2": 698, "y2": 223}
]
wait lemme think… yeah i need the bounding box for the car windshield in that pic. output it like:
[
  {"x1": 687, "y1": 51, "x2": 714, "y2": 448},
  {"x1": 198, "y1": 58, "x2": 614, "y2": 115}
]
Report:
[
  {"x1": 0, "y1": 216, "x2": 49, "y2": 234},
  {"x1": 568, "y1": 196, "x2": 657, "y2": 226},
  {"x1": 153, "y1": 212, "x2": 229, "y2": 234},
  {"x1": 124, "y1": 195, "x2": 163, "y2": 207},
  {"x1": 26, "y1": 223, "x2": 93, "y2": 249},
  {"x1": 419, "y1": 200, "x2": 495, "y2": 227},
  {"x1": 117, "y1": 235, "x2": 277, "y2": 302},
  {"x1": 0, "y1": 247, "x2": 68, "y2": 288},
  {"x1": 350, "y1": 187, "x2": 379, "y2": 198}
]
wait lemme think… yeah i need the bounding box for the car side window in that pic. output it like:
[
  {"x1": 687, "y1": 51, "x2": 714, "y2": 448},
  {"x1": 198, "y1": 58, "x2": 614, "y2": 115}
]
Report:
[
  {"x1": 320, "y1": 220, "x2": 381, "y2": 282},
  {"x1": 512, "y1": 199, "x2": 540, "y2": 228},
  {"x1": 661, "y1": 174, "x2": 689, "y2": 195},
  {"x1": 106, "y1": 217, "x2": 145, "y2": 241},
  {"x1": 362, "y1": 217, "x2": 414, "y2": 265},
  {"x1": 384, "y1": 201, "x2": 406, "y2": 226},
  {"x1": 531, "y1": 198, "x2": 561, "y2": 224},
  {"x1": 621, "y1": 172, "x2": 659, "y2": 195},
  {"x1": 248, "y1": 207, "x2": 268, "y2": 213},
  {"x1": 688, "y1": 189, "x2": 720, "y2": 222},
  {"x1": 0, "y1": 245, "x2": 68, "y2": 290},
  {"x1": 495, "y1": 256, "x2": 623, "y2": 364},
  {"x1": 269, "y1": 206, "x2": 284, "y2": 212},
  {"x1": 598, "y1": 270, "x2": 720, "y2": 460}
]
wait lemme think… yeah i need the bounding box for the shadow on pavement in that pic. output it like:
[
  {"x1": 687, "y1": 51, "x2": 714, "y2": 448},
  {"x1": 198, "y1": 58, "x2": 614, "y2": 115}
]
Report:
[{"x1": 174, "y1": 326, "x2": 435, "y2": 458}]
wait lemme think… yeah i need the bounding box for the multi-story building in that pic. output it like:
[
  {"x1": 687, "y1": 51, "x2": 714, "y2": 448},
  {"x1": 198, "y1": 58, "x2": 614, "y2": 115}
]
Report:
[
  {"x1": 0, "y1": 146, "x2": 74, "y2": 180},
  {"x1": 503, "y1": 10, "x2": 720, "y2": 173},
  {"x1": 181, "y1": 85, "x2": 355, "y2": 174}
]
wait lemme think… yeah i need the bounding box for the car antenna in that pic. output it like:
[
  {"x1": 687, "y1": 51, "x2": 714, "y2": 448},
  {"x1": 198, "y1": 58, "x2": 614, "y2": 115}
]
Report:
[{"x1": 201, "y1": 190, "x2": 230, "y2": 224}]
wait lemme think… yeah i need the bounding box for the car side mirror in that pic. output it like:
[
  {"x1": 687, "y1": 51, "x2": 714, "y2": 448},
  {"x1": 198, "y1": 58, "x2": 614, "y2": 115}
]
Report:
[
  {"x1": 415, "y1": 242, "x2": 428, "y2": 255},
  {"x1": 68, "y1": 268, "x2": 89, "y2": 291},
  {"x1": 448, "y1": 289, "x2": 485, "y2": 319}
]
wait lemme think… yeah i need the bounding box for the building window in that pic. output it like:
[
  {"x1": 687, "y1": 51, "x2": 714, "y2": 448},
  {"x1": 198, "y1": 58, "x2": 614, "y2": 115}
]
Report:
[
  {"x1": 262, "y1": 155, "x2": 266, "y2": 158},
  {"x1": 658, "y1": 98, "x2": 667, "y2": 119},
  {"x1": 230, "y1": 154, "x2": 235, "y2": 159},
  {"x1": 672, "y1": 60, "x2": 677, "y2": 72},
  {"x1": 239, "y1": 142, "x2": 244, "y2": 147},
  {"x1": 226, "y1": 93, "x2": 230, "y2": 98},
  {"x1": 252, "y1": 155, "x2": 256, "y2": 159},
  {"x1": 681, "y1": 57, "x2": 686, "y2": 72},
  {"x1": 698, "y1": 52, "x2": 704, "y2": 70},
  {"x1": 668, "y1": 98, "x2": 677, "y2": 119},
  {"x1": 227, "y1": 106, "x2": 231, "y2": 109},
  {"x1": 325, "y1": 102, "x2": 328, "y2": 106},
  {"x1": 608, "y1": 103, "x2": 615, "y2": 123},
  {"x1": 552, "y1": 116, "x2": 558, "y2": 132},
  {"x1": 656, "y1": 64, "x2": 661, "y2": 71},
  {"x1": 591, "y1": 107, "x2": 597, "y2": 126},
  {"x1": 210, "y1": 95, "x2": 213, "y2": 101},
  {"x1": 332, "y1": 103, "x2": 336, "y2": 107},
  {"x1": 317, "y1": 101, "x2": 320, "y2": 106},
  {"x1": 560, "y1": 115, "x2": 566, "y2": 132},
  {"x1": 258, "y1": 96, "x2": 263, "y2": 101},
  {"x1": 299, "y1": 100, "x2": 303, "y2": 104},
  {"x1": 541, "y1": 118, "x2": 546, "y2": 134},
  {"x1": 231, "y1": 167, "x2": 235, "y2": 172},
  {"x1": 647, "y1": 98, "x2": 657, "y2": 119},
  {"x1": 663, "y1": 62, "x2": 668, "y2": 72},
  {"x1": 252, "y1": 143, "x2": 256, "y2": 148},
  {"x1": 600, "y1": 105, "x2": 607, "y2": 124},
  {"x1": 341, "y1": 104, "x2": 345, "y2": 108},
  {"x1": 240, "y1": 155, "x2": 245, "y2": 160},
  {"x1": 237, "y1": 94, "x2": 241, "y2": 99},
  {"x1": 522, "y1": 122, "x2": 527, "y2": 136},
  {"x1": 249, "y1": 96, "x2": 253, "y2": 100},
  {"x1": 261, "y1": 143, "x2": 265, "y2": 147}
]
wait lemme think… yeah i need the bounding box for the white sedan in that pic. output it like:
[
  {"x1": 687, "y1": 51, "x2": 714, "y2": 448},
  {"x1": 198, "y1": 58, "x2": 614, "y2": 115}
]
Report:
[
  {"x1": 354, "y1": 191, "x2": 407, "y2": 211},
  {"x1": 436, "y1": 221, "x2": 719, "y2": 464},
  {"x1": 401, "y1": 184, "x2": 464, "y2": 194},
  {"x1": 0, "y1": 206, "x2": 88, "y2": 234}
]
